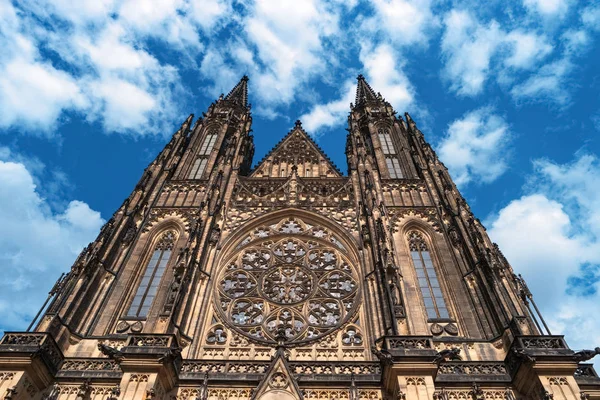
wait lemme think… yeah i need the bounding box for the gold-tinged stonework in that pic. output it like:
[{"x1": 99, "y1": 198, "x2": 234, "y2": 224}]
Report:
[{"x1": 1, "y1": 75, "x2": 599, "y2": 399}]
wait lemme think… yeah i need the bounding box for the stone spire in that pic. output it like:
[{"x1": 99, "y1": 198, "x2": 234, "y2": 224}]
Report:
[
  {"x1": 355, "y1": 74, "x2": 378, "y2": 104},
  {"x1": 224, "y1": 75, "x2": 249, "y2": 107}
]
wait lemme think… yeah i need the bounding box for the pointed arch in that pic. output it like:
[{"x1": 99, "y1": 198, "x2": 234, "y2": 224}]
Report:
[
  {"x1": 125, "y1": 220, "x2": 185, "y2": 319},
  {"x1": 404, "y1": 229, "x2": 450, "y2": 320},
  {"x1": 219, "y1": 208, "x2": 360, "y2": 265}
]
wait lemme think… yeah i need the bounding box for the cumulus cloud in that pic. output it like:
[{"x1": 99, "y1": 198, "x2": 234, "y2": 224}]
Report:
[
  {"x1": 0, "y1": 0, "x2": 208, "y2": 136},
  {"x1": 0, "y1": 151, "x2": 104, "y2": 331},
  {"x1": 362, "y1": 0, "x2": 438, "y2": 46},
  {"x1": 299, "y1": 44, "x2": 414, "y2": 134},
  {"x1": 523, "y1": 0, "x2": 571, "y2": 17},
  {"x1": 244, "y1": 0, "x2": 342, "y2": 106},
  {"x1": 488, "y1": 153, "x2": 600, "y2": 357},
  {"x1": 437, "y1": 107, "x2": 511, "y2": 187},
  {"x1": 441, "y1": 10, "x2": 553, "y2": 96}
]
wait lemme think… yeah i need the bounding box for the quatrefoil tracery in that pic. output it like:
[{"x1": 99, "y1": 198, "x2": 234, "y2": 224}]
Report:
[{"x1": 216, "y1": 232, "x2": 359, "y2": 345}]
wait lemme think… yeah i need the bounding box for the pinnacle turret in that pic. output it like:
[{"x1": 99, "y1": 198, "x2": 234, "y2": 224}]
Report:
[
  {"x1": 224, "y1": 75, "x2": 249, "y2": 107},
  {"x1": 355, "y1": 74, "x2": 378, "y2": 104}
]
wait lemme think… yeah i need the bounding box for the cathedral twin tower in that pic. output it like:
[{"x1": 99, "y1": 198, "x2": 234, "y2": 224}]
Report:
[{"x1": 0, "y1": 76, "x2": 598, "y2": 400}]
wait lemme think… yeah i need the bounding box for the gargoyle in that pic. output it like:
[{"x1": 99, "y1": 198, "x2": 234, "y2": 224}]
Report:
[
  {"x1": 573, "y1": 347, "x2": 600, "y2": 363},
  {"x1": 433, "y1": 348, "x2": 461, "y2": 363},
  {"x1": 512, "y1": 348, "x2": 535, "y2": 364},
  {"x1": 158, "y1": 347, "x2": 182, "y2": 364},
  {"x1": 97, "y1": 343, "x2": 124, "y2": 362},
  {"x1": 371, "y1": 346, "x2": 393, "y2": 365}
]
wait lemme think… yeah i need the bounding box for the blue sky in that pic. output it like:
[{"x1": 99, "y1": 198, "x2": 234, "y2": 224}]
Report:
[{"x1": 0, "y1": 0, "x2": 599, "y2": 356}]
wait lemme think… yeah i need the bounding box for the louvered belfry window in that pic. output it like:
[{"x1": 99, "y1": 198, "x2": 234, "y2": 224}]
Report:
[
  {"x1": 407, "y1": 231, "x2": 449, "y2": 319},
  {"x1": 127, "y1": 231, "x2": 176, "y2": 318}
]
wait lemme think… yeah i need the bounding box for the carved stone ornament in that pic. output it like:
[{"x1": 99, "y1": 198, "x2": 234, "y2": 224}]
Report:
[
  {"x1": 430, "y1": 323, "x2": 444, "y2": 336},
  {"x1": 215, "y1": 223, "x2": 360, "y2": 346},
  {"x1": 115, "y1": 321, "x2": 129, "y2": 333},
  {"x1": 444, "y1": 323, "x2": 459, "y2": 336},
  {"x1": 130, "y1": 321, "x2": 143, "y2": 333}
]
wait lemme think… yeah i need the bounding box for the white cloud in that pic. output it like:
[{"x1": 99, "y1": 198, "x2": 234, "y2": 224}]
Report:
[
  {"x1": 488, "y1": 153, "x2": 600, "y2": 360},
  {"x1": 441, "y1": 10, "x2": 554, "y2": 96},
  {"x1": 0, "y1": 57, "x2": 87, "y2": 131},
  {"x1": 87, "y1": 77, "x2": 158, "y2": 132},
  {"x1": 243, "y1": 0, "x2": 342, "y2": 106},
  {"x1": 359, "y1": 44, "x2": 414, "y2": 110},
  {"x1": 441, "y1": 10, "x2": 503, "y2": 96},
  {"x1": 300, "y1": 80, "x2": 355, "y2": 134},
  {"x1": 581, "y1": 4, "x2": 600, "y2": 30},
  {"x1": 363, "y1": 0, "x2": 438, "y2": 46},
  {"x1": 0, "y1": 154, "x2": 103, "y2": 331},
  {"x1": 437, "y1": 107, "x2": 511, "y2": 187},
  {"x1": 503, "y1": 31, "x2": 553, "y2": 69},
  {"x1": 510, "y1": 58, "x2": 572, "y2": 105},
  {"x1": 188, "y1": 0, "x2": 233, "y2": 31},
  {"x1": 523, "y1": 0, "x2": 570, "y2": 17},
  {"x1": 117, "y1": 0, "x2": 201, "y2": 48},
  {"x1": 299, "y1": 44, "x2": 414, "y2": 134}
]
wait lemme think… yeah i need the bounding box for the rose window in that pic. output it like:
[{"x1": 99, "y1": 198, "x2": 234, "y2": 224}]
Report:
[{"x1": 216, "y1": 233, "x2": 359, "y2": 345}]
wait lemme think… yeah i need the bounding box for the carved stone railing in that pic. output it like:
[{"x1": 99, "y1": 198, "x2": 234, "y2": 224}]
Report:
[
  {"x1": 381, "y1": 336, "x2": 434, "y2": 350},
  {"x1": 378, "y1": 336, "x2": 437, "y2": 360},
  {"x1": 515, "y1": 336, "x2": 568, "y2": 350},
  {"x1": 179, "y1": 360, "x2": 381, "y2": 383},
  {"x1": 126, "y1": 334, "x2": 176, "y2": 348},
  {"x1": 56, "y1": 358, "x2": 122, "y2": 379},
  {"x1": 0, "y1": 332, "x2": 64, "y2": 374},
  {"x1": 574, "y1": 363, "x2": 600, "y2": 386},
  {"x1": 436, "y1": 362, "x2": 510, "y2": 383},
  {"x1": 506, "y1": 335, "x2": 574, "y2": 377}
]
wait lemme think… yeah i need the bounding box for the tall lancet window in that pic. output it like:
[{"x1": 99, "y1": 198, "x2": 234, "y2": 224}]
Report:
[
  {"x1": 407, "y1": 231, "x2": 449, "y2": 319},
  {"x1": 199, "y1": 132, "x2": 218, "y2": 155},
  {"x1": 127, "y1": 231, "x2": 176, "y2": 318},
  {"x1": 189, "y1": 131, "x2": 217, "y2": 179},
  {"x1": 378, "y1": 128, "x2": 403, "y2": 178}
]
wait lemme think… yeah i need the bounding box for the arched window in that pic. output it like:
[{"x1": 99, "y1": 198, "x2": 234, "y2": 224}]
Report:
[
  {"x1": 386, "y1": 157, "x2": 403, "y2": 179},
  {"x1": 378, "y1": 128, "x2": 396, "y2": 155},
  {"x1": 407, "y1": 231, "x2": 449, "y2": 319},
  {"x1": 127, "y1": 231, "x2": 176, "y2": 318},
  {"x1": 199, "y1": 132, "x2": 218, "y2": 155},
  {"x1": 188, "y1": 156, "x2": 208, "y2": 179}
]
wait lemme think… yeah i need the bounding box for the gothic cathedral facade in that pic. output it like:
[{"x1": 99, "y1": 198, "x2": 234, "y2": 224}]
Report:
[{"x1": 0, "y1": 76, "x2": 599, "y2": 400}]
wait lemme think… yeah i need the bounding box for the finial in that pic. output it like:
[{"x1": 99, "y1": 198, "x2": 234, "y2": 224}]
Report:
[
  {"x1": 357, "y1": 74, "x2": 364, "y2": 80},
  {"x1": 294, "y1": 120, "x2": 302, "y2": 127},
  {"x1": 241, "y1": 75, "x2": 249, "y2": 82}
]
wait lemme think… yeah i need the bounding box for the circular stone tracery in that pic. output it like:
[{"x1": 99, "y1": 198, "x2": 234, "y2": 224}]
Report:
[
  {"x1": 261, "y1": 264, "x2": 314, "y2": 304},
  {"x1": 215, "y1": 232, "x2": 359, "y2": 345}
]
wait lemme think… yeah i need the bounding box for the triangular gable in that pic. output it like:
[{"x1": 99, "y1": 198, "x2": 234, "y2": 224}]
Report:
[
  {"x1": 251, "y1": 347, "x2": 303, "y2": 400},
  {"x1": 250, "y1": 121, "x2": 343, "y2": 178}
]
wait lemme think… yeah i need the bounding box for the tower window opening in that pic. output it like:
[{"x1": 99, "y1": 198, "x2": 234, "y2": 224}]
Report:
[
  {"x1": 199, "y1": 133, "x2": 218, "y2": 155},
  {"x1": 189, "y1": 157, "x2": 208, "y2": 179},
  {"x1": 407, "y1": 231, "x2": 449, "y2": 320},
  {"x1": 386, "y1": 157, "x2": 403, "y2": 179},
  {"x1": 378, "y1": 129, "x2": 396, "y2": 155},
  {"x1": 126, "y1": 231, "x2": 175, "y2": 318}
]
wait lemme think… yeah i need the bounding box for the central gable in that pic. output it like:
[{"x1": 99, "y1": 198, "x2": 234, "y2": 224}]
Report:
[{"x1": 250, "y1": 121, "x2": 342, "y2": 178}]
